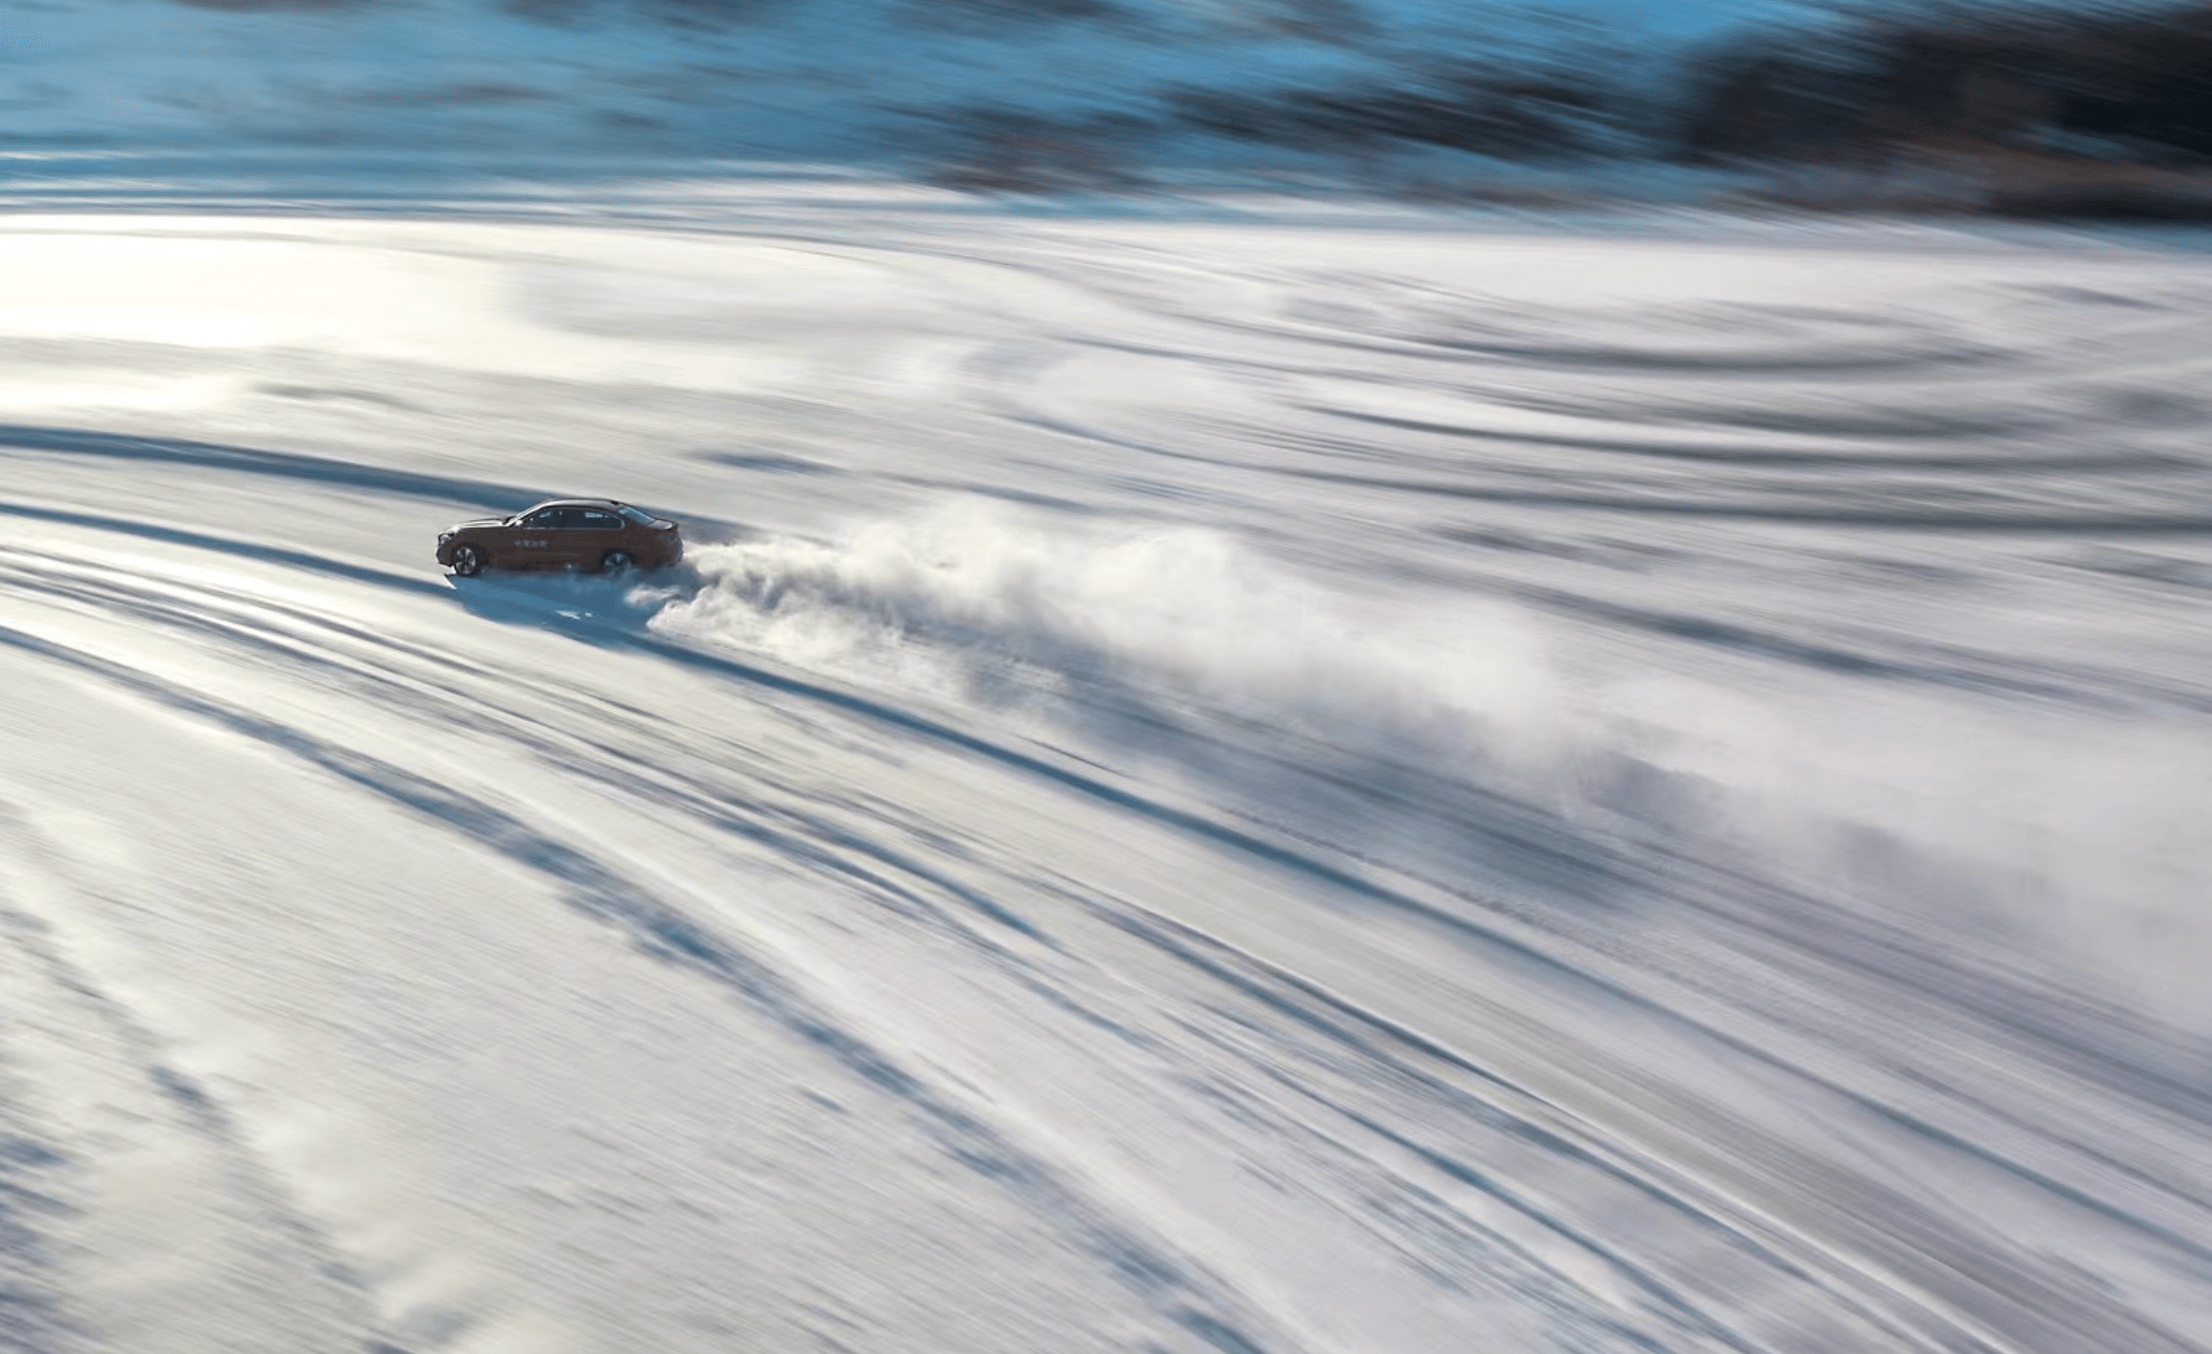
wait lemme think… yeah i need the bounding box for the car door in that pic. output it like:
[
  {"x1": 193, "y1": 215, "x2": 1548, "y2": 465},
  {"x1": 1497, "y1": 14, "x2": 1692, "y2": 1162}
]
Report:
[
  {"x1": 509, "y1": 507, "x2": 574, "y2": 568},
  {"x1": 573, "y1": 509, "x2": 625, "y2": 569}
]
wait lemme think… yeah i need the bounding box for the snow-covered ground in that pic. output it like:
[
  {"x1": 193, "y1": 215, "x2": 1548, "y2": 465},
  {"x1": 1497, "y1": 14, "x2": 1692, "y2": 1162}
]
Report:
[{"x1": 1, "y1": 196, "x2": 2210, "y2": 1354}]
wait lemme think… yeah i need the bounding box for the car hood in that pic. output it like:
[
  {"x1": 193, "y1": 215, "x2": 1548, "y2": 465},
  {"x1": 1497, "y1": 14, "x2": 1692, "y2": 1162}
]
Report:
[{"x1": 448, "y1": 517, "x2": 507, "y2": 532}]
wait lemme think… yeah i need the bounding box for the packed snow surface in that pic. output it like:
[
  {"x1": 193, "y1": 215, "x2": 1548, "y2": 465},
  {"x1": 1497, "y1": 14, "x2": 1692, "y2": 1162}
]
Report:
[{"x1": 1, "y1": 192, "x2": 2210, "y2": 1354}]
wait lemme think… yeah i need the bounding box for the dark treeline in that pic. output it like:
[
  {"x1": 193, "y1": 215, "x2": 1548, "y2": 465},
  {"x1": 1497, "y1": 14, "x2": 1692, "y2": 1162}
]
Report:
[
  {"x1": 1679, "y1": 1, "x2": 2212, "y2": 166},
  {"x1": 910, "y1": 0, "x2": 2212, "y2": 209}
]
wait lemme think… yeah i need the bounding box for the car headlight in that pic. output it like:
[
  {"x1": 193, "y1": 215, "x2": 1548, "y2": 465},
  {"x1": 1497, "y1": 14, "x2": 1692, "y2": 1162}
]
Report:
[{"x1": 438, "y1": 531, "x2": 455, "y2": 544}]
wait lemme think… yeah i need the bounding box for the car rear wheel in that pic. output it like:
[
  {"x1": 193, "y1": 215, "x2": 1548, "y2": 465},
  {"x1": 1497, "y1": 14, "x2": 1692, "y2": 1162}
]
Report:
[
  {"x1": 451, "y1": 544, "x2": 484, "y2": 577},
  {"x1": 601, "y1": 550, "x2": 634, "y2": 575}
]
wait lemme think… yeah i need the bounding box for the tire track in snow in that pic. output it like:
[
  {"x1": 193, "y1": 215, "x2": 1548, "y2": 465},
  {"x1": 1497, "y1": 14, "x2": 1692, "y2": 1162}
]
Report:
[
  {"x1": 1, "y1": 215, "x2": 2208, "y2": 1352},
  {"x1": 945, "y1": 244, "x2": 2212, "y2": 541},
  {"x1": 9, "y1": 538, "x2": 2204, "y2": 1354},
  {"x1": 0, "y1": 814, "x2": 387, "y2": 1354},
  {"x1": 0, "y1": 541, "x2": 1968, "y2": 1352},
  {"x1": 5, "y1": 523, "x2": 2210, "y2": 1353},
  {"x1": 0, "y1": 620, "x2": 1313, "y2": 1354},
  {"x1": 0, "y1": 1067, "x2": 67, "y2": 1354},
  {"x1": 1043, "y1": 869, "x2": 2212, "y2": 1354}
]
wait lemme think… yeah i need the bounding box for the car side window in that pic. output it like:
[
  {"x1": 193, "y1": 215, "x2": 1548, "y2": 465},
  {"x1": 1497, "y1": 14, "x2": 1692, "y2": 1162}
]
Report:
[
  {"x1": 523, "y1": 510, "x2": 561, "y2": 528},
  {"x1": 579, "y1": 512, "x2": 620, "y2": 529}
]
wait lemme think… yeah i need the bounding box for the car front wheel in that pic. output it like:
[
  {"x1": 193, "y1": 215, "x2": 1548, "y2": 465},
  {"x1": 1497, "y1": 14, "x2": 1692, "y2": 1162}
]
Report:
[
  {"x1": 450, "y1": 544, "x2": 484, "y2": 577},
  {"x1": 600, "y1": 549, "x2": 633, "y2": 575}
]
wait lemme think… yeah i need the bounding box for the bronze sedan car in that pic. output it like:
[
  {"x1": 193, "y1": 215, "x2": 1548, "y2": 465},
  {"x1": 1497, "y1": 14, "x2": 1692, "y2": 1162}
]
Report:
[{"x1": 436, "y1": 499, "x2": 683, "y2": 577}]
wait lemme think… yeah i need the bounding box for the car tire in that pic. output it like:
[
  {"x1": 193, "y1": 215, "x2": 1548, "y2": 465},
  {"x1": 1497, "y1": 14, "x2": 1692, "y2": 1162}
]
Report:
[
  {"x1": 451, "y1": 544, "x2": 484, "y2": 577},
  {"x1": 601, "y1": 550, "x2": 634, "y2": 575}
]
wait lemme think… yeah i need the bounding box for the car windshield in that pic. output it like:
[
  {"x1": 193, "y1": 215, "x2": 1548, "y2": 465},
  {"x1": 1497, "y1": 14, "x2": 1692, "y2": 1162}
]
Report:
[{"x1": 614, "y1": 504, "x2": 664, "y2": 526}]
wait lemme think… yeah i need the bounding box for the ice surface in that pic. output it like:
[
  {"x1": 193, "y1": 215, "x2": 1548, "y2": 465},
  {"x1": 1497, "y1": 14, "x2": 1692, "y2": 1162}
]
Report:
[{"x1": 0, "y1": 200, "x2": 2208, "y2": 1353}]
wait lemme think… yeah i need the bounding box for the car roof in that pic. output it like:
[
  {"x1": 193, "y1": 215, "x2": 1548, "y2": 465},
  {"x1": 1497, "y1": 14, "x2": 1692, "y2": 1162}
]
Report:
[{"x1": 526, "y1": 498, "x2": 624, "y2": 510}]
